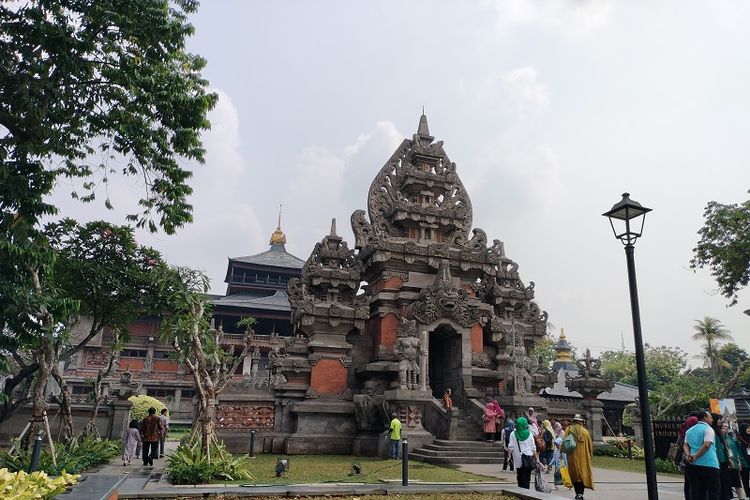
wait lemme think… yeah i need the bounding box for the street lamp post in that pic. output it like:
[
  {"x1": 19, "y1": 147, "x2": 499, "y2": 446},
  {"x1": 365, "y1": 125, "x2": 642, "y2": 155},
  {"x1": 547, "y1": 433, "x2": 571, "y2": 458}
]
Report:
[{"x1": 603, "y1": 193, "x2": 658, "y2": 500}]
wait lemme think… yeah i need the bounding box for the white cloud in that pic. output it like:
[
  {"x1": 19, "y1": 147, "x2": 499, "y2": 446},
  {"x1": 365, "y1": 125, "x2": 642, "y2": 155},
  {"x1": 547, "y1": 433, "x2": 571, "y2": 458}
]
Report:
[
  {"x1": 485, "y1": 0, "x2": 613, "y2": 38},
  {"x1": 501, "y1": 66, "x2": 550, "y2": 114}
]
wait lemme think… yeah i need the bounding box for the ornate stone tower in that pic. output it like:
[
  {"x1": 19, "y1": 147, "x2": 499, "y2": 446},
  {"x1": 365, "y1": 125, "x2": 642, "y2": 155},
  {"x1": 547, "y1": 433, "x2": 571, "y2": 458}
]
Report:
[{"x1": 287, "y1": 114, "x2": 548, "y2": 454}]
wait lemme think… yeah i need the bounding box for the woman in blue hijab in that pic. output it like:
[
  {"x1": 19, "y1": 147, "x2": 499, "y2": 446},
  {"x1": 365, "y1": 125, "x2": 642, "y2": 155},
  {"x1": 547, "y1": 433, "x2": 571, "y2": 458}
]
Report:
[{"x1": 502, "y1": 418, "x2": 516, "y2": 472}]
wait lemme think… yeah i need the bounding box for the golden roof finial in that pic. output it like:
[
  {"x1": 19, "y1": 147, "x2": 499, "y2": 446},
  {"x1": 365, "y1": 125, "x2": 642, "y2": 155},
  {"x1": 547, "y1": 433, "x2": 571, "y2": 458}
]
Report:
[
  {"x1": 270, "y1": 204, "x2": 287, "y2": 245},
  {"x1": 560, "y1": 327, "x2": 566, "y2": 340}
]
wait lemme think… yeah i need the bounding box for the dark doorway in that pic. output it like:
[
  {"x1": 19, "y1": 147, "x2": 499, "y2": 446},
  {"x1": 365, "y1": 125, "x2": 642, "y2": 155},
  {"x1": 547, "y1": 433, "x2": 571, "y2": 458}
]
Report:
[{"x1": 429, "y1": 325, "x2": 463, "y2": 402}]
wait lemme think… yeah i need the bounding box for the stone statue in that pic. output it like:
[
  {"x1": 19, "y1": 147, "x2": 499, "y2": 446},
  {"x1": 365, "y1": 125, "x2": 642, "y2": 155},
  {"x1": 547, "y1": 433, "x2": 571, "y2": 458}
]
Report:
[{"x1": 393, "y1": 317, "x2": 423, "y2": 390}]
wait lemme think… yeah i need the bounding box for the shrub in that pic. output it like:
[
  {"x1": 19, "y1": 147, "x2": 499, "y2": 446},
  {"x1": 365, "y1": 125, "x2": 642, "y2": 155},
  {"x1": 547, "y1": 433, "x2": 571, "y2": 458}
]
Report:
[
  {"x1": 655, "y1": 458, "x2": 680, "y2": 474},
  {"x1": 0, "y1": 468, "x2": 79, "y2": 499},
  {"x1": 166, "y1": 440, "x2": 252, "y2": 484},
  {"x1": 593, "y1": 443, "x2": 644, "y2": 459},
  {"x1": 0, "y1": 436, "x2": 121, "y2": 476},
  {"x1": 128, "y1": 395, "x2": 167, "y2": 421}
]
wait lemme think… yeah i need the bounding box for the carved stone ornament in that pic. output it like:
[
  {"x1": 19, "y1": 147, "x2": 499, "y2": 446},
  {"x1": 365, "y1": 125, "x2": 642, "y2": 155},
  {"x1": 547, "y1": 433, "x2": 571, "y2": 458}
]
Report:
[
  {"x1": 471, "y1": 351, "x2": 492, "y2": 369},
  {"x1": 407, "y1": 260, "x2": 479, "y2": 328},
  {"x1": 393, "y1": 316, "x2": 424, "y2": 390},
  {"x1": 363, "y1": 115, "x2": 473, "y2": 242}
]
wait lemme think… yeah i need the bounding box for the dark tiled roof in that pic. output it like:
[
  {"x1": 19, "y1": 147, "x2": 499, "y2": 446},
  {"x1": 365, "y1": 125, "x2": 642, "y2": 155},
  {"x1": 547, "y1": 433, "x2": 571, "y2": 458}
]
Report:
[
  {"x1": 212, "y1": 290, "x2": 291, "y2": 312},
  {"x1": 230, "y1": 244, "x2": 305, "y2": 270}
]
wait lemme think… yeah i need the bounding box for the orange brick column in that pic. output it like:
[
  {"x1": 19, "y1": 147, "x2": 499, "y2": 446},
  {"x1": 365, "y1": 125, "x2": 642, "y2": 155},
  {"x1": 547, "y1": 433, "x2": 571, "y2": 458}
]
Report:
[
  {"x1": 471, "y1": 324, "x2": 483, "y2": 353},
  {"x1": 309, "y1": 358, "x2": 348, "y2": 395}
]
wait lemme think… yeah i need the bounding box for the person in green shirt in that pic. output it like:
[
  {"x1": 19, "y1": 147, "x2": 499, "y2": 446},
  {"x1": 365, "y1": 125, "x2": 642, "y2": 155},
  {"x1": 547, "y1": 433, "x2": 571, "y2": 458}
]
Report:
[{"x1": 386, "y1": 413, "x2": 402, "y2": 459}]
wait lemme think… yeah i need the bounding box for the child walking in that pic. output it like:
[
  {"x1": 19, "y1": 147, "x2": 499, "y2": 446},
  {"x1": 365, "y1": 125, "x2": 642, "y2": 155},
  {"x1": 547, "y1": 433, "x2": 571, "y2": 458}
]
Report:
[
  {"x1": 122, "y1": 419, "x2": 142, "y2": 467},
  {"x1": 550, "y1": 437, "x2": 564, "y2": 490}
]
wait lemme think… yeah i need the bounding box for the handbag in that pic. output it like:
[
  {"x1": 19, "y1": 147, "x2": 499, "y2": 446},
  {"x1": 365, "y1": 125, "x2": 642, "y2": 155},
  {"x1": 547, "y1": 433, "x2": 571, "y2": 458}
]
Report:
[
  {"x1": 535, "y1": 465, "x2": 551, "y2": 493},
  {"x1": 561, "y1": 432, "x2": 577, "y2": 453},
  {"x1": 521, "y1": 453, "x2": 536, "y2": 469}
]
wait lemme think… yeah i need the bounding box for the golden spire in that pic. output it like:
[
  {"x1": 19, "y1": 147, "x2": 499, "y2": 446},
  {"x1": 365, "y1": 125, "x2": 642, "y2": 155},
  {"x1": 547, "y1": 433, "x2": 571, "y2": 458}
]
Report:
[
  {"x1": 270, "y1": 205, "x2": 287, "y2": 245},
  {"x1": 555, "y1": 327, "x2": 573, "y2": 363}
]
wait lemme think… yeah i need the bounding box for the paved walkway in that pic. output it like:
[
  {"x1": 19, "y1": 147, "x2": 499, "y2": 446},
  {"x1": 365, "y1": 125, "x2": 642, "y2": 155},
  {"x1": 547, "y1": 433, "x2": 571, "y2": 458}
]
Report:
[
  {"x1": 76, "y1": 446, "x2": 681, "y2": 499},
  {"x1": 457, "y1": 463, "x2": 685, "y2": 499}
]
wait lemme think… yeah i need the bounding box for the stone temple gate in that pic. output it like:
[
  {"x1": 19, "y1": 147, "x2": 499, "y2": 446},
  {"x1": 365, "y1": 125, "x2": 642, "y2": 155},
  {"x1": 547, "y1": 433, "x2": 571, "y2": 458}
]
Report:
[{"x1": 220, "y1": 115, "x2": 550, "y2": 455}]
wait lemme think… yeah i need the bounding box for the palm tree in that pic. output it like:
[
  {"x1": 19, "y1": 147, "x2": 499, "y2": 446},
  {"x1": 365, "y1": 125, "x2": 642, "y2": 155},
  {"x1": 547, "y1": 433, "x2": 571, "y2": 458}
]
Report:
[{"x1": 692, "y1": 317, "x2": 733, "y2": 375}]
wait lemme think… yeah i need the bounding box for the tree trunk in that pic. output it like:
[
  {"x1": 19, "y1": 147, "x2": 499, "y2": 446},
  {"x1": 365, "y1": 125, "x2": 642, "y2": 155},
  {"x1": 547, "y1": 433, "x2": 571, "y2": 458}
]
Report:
[
  {"x1": 82, "y1": 349, "x2": 118, "y2": 438},
  {"x1": 50, "y1": 364, "x2": 74, "y2": 444},
  {"x1": 24, "y1": 339, "x2": 53, "y2": 451}
]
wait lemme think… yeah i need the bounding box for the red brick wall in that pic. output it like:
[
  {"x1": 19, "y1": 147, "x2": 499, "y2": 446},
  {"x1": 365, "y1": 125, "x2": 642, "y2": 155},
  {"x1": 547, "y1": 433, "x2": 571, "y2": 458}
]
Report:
[
  {"x1": 471, "y1": 324, "x2": 483, "y2": 353},
  {"x1": 153, "y1": 360, "x2": 178, "y2": 372},
  {"x1": 309, "y1": 359, "x2": 347, "y2": 394},
  {"x1": 119, "y1": 359, "x2": 145, "y2": 371},
  {"x1": 378, "y1": 313, "x2": 399, "y2": 349},
  {"x1": 371, "y1": 276, "x2": 403, "y2": 294}
]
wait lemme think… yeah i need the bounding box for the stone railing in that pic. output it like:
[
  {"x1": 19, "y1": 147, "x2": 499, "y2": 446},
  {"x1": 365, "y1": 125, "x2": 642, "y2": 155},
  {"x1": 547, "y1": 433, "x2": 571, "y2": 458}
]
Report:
[{"x1": 423, "y1": 398, "x2": 456, "y2": 440}]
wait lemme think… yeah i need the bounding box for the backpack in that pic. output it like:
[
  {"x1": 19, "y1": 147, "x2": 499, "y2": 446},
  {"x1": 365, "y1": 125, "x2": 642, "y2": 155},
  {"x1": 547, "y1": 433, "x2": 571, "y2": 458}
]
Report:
[
  {"x1": 561, "y1": 432, "x2": 577, "y2": 453},
  {"x1": 534, "y1": 433, "x2": 546, "y2": 453}
]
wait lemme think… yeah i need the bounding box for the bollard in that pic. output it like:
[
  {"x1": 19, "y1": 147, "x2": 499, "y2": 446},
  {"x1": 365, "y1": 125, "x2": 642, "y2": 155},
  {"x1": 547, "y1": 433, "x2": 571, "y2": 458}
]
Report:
[
  {"x1": 249, "y1": 430, "x2": 256, "y2": 457},
  {"x1": 401, "y1": 438, "x2": 408, "y2": 486},
  {"x1": 29, "y1": 435, "x2": 43, "y2": 472}
]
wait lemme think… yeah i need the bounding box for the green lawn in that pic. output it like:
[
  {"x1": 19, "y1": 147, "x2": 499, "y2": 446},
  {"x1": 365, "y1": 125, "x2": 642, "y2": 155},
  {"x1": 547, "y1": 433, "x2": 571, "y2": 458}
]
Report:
[
  {"x1": 235, "y1": 454, "x2": 499, "y2": 485},
  {"x1": 592, "y1": 456, "x2": 681, "y2": 476}
]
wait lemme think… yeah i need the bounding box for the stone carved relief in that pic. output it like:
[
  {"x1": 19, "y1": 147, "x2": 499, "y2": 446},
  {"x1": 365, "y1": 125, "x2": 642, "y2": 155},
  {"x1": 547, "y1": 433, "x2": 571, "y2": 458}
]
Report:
[
  {"x1": 471, "y1": 352, "x2": 492, "y2": 369},
  {"x1": 85, "y1": 349, "x2": 110, "y2": 368},
  {"x1": 407, "y1": 261, "x2": 479, "y2": 328},
  {"x1": 215, "y1": 404, "x2": 274, "y2": 431},
  {"x1": 364, "y1": 124, "x2": 473, "y2": 242}
]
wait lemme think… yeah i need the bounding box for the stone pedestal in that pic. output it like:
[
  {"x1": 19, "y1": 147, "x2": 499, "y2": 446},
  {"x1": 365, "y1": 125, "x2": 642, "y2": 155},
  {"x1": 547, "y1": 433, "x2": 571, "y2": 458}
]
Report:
[
  {"x1": 582, "y1": 399, "x2": 605, "y2": 446},
  {"x1": 285, "y1": 400, "x2": 356, "y2": 454},
  {"x1": 383, "y1": 389, "x2": 435, "y2": 454},
  {"x1": 632, "y1": 413, "x2": 643, "y2": 447},
  {"x1": 108, "y1": 399, "x2": 133, "y2": 440}
]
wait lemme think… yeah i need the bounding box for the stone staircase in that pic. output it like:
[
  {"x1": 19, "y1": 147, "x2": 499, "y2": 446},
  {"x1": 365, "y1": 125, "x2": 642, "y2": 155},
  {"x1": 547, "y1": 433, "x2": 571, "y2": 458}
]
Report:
[{"x1": 410, "y1": 412, "x2": 506, "y2": 465}]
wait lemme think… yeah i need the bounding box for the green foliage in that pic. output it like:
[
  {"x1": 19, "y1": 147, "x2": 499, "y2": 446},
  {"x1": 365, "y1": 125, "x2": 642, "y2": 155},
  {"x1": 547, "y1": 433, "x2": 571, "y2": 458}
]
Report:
[
  {"x1": 0, "y1": 436, "x2": 120, "y2": 476},
  {"x1": 692, "y1": 317, "x2": 733, "y2": 374},
  {"x1": 655, "y1": 458, "x2": 681, "y2": 474},
  {"x1": 593, "y1": 443, "x2": 644, "y2": 459},
  {"x1": 650, "y1": 370, "x2": 722, "y2": 418},
  {"x1": 601, "y1": 345, "x2": 687, "y2": 391},
  {"x1": 0, "y1": 468, "x2": 79, "y2": 500},
  {"x1": 532, "y1": 334, "x2": 556, "y2": 371},
  {"x1": 166, "y1": 440, "x2": 252, "y2": 484},
  {"x1": 0, "y1": 0, "x2": 217, "y2": 233},
  {"x1": 691, "y1": 193, "x2": 750, "y2": 306},
  {"x1": 128, "y1": 395, "x2": 167, "y2": 421}
]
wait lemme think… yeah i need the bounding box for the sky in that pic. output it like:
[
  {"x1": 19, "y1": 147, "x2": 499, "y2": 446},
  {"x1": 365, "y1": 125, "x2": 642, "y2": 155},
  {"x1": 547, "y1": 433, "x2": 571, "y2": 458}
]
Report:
[{"x1": 51, "y1": 0, "x2": 750, "y2": 363}]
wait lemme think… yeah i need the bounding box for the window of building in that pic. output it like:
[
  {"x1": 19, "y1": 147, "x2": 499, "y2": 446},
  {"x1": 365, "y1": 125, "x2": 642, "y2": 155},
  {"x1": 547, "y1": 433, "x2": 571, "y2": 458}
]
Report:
[
  {"x1": 424, "y1": 228, "x2": 432, "y2": 241},
  {"x1": 146, "y1": 388, "x2": 175, "y2": 399},
  {"x1": 181, "y1": 389, "x2": 196, "y2": 399},
  {"x1": 121, "y1": 349, "x2": 146, "y2": 358},
  {"x1": 153, "y1": 351, "x2": 174, "y2": 359},
  {"x1": 71, "y1": 385, "x2": 90, "y2": 395}
]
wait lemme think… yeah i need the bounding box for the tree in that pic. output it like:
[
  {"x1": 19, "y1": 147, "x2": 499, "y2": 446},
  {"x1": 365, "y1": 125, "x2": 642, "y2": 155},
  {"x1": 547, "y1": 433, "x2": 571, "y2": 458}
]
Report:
[
  {"x1": 650, "y1": 371, "x2": 721, "y2": 418},
  {"x1": 158, "y1": 267, "x2": 255, "y2": 458},
  {"x1": 601, "y1": 345, "x2": 687, "y2": 391},
  {"x1": 0, "y1": 221, "x2": 167, "y2": 445},
  {"x1": 532, "y1": 335, "x2": 556, "y2": 371},
  {"x1": 692, "y1": 317, "x2": 733, "y2": 375},
  {"x1": 691, "y1": 193, "x2": 750, "y2": 306},
  {"x1": 0, "y1": 0, "x2": 215, "y2": 445}
]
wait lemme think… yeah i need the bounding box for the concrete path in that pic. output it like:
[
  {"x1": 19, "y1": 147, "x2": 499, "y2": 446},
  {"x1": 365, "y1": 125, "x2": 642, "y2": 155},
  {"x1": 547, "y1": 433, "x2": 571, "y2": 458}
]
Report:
[{"x1": 457, "y1": 463, "x2": 685, "y2": 499}]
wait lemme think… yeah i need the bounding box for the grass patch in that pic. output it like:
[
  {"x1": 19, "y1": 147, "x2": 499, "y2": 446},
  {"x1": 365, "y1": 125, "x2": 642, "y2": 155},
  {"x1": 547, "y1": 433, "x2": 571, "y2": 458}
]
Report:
[
  {"x1": 229, "y1": 454, "x2": 497, "y2": 485},
  {"x1": 167, "y1": 427, "x2": 191, "y2": 442},
  {"x1": 592, "y1": 456, "x2": 681, "y2": 476}
]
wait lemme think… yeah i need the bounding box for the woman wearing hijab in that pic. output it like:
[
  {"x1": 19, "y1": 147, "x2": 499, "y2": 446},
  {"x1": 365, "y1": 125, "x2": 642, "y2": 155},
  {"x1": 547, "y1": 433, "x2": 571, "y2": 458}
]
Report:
[
  {"x1": 677, "y1": 416, "x2": 699, "y2": 500},
  {"x1": 507, "y1": 416, "x2": 540, "y2": 489},
  {"x1": 552, "y1": 419, "x2": 564, "y2": 440},
  {"x1": 738, "y1": 423, "x2": 750, "y2": 500},
  {"x1": 541, "y1": 419, "x2": 556, "y2": 470},
  {"x1": 483, "y1": 402, "x2": 497, "y2": 442},
  {"x1": 565, "y1": 414, "x2": 594, "y2": 500},
  {"x1": 711, "y1": 413, "x2": 732, "y2": 500},
  {"x1": 722, "y1": 422, "x2": 747, "y2": 500},
  {"x1": 502, "y1": 418, "x2": 515, "y2": 472}
]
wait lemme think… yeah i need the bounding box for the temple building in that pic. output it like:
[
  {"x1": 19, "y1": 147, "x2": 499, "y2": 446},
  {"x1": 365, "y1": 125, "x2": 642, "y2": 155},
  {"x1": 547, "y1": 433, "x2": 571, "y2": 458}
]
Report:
[
  {"x1": 62, "y1": 220, "x2": 304, "y2": 424},
  {"x1": 215, "y1": 114, "x2": 551, "y2": 455}
]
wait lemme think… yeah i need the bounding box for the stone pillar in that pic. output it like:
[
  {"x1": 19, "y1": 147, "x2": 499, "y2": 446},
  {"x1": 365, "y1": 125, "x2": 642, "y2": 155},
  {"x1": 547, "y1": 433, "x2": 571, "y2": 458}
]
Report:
[
  {"x1": 144, "y1": 337, "x2": 155, "y2": 373},
  {"x1": 419, "y1": 329, "x2": 428, "y2": 392},
  {"x1": 582, "y1": 399, "x2": 606, "y2": 446},
  {"x1": 383, "y1": 389, "x2": 435, "y2": 455},
  {"x1": 242, "y1": 353, "x2": 253, "y2": 375},
  {"x1": 108, "y1": 399, "x2": 133, "y2": 440}
]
